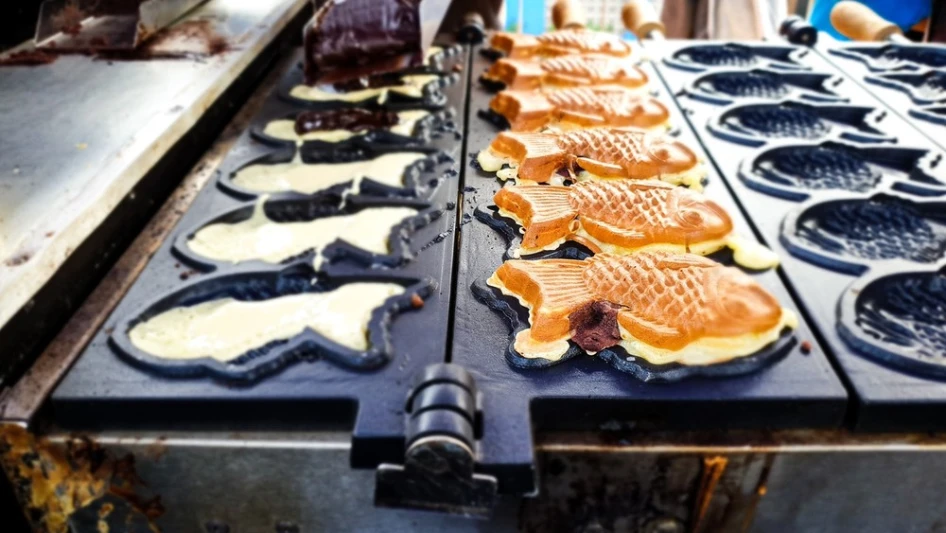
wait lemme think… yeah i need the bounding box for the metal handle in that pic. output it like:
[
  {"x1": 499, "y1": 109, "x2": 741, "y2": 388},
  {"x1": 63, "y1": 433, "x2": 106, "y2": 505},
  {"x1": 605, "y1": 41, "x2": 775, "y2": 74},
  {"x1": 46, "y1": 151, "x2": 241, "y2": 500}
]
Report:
[
  {"x1": 552, "y1": 0, "x2": 587, "y2": 30},
  {"x1": 622, "y1": 0, "x2": 666, "y2": 39},
  {"x1": 830, "y1": 0, "x2": 904, "y2": 42}
]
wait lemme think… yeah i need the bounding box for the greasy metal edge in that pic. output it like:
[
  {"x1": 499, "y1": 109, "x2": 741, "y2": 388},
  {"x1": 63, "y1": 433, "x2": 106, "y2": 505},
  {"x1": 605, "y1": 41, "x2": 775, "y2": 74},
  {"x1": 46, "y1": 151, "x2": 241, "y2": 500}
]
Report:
[{"x1": 0, "y1": 51, "x2": 302, "y2": 425}]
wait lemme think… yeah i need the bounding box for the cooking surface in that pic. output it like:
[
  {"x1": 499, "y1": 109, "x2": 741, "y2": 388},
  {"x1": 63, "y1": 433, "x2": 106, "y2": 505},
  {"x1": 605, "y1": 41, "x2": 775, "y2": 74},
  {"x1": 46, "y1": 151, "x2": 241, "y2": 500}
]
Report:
[
  {"x1": 0, "y1": 0, "x2": 308, "y2": 335},
  {"x1": 651, "y1": 38, "x2": 946, "y2": 431}
]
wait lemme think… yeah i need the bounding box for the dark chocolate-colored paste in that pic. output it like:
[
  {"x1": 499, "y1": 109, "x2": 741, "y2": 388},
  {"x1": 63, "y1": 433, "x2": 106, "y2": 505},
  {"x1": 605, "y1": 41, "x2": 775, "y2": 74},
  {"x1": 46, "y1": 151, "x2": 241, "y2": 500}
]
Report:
[
  {"x1": 304, "y1": 0, "x2": 422, "y2": 84},
  {"x1": 293, "y1": 108, "x2": 399, "y2": 135},
  {"x1": 568, "y1": 301, "x2": 622, "y2": 353}
]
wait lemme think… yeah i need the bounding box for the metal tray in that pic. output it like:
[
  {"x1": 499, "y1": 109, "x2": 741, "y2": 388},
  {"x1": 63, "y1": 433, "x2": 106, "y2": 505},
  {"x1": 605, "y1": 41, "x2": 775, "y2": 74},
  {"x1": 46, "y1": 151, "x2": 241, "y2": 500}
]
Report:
[
  {"x1": 449, "y1": 48, "x2": 847, "y2": 494},
  {"x1": 50, "y1": 45, "x2": 470, "y2": 469},
  {"x1": 653, "y1": 38, "x2": 946, "y2": 431}
]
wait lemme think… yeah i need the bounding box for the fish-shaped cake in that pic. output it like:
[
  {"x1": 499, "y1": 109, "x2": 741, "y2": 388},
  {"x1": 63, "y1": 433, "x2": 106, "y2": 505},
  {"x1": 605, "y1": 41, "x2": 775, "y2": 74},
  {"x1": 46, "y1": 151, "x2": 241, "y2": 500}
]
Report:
[
  {"x1": 489, "y1": 86, "x2": 671, "y2": 131},
  {"x1": 487, "y1": 252, "x2": 797, "y2": 365},
  {"x1": 489, "y1": 29, "x2": 633, "y2": 59},
  {"x1": 477, "y1": 127, "x2": 705, "y2": 189},
  {"x1": 493, "y1": 181, "x2": 778, "y2": 269},
  {"x1": 482, "y1": 54, "x2": 648, "y2": 91}
]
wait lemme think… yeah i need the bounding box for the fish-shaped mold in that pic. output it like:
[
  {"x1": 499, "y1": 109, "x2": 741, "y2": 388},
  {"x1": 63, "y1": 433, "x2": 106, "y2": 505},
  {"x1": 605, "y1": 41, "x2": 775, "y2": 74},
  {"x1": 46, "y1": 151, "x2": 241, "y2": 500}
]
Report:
[
  {"x1": 477, "y1": 252, "x2": 797, "y2": 378},
  {"x1": 781, "y1": 193, "x2": 946, "y2": 275},
  {"x1": 490, "y1": 180, "x2": 778, "y2": 269},
  {"x1": 910, "y1": 105, "x2": 946, "y2": 126},
  {"x1": 688, "y1": 69, "x2": 846, "y2": 105},
  {"x1": 739, "y1": 141, "x2": 946, "y2": 201},
  {"x1": 830, "y1": 45, "x2": 946, "y2": 72},
  {"x1": 218, "y1": 145, "x2": 444, "y2": 200},
  {"x1": 866, "y1": 70, "x2": 946, "y2": 105},
  {"x1": 481, "y1": 54, "x2": 649, "y2": 91},
  {"x1": 174, "y1": 195, "x2": 433, "y2": 271},
  {"x1": 487, "y1": 29, "x2": 633, "y2": 59},
  {"x1": 665, "y1": 43, "x2": 808, "y2": 72},
  {"x1": 708, "y1": 100, "x2": 893, "y2": 147},
  {"x1": 484, "y1": 86, "x2": 671, "y2": 132},
  {"x1": 476, "y1": 127, "x2": 705, "y2": 189},
  {"x1": 110, "y1": 263, "x2": 433, "y2": 382},
  {"x1": 283, "y1": 69, "x2": 452, "y2": 110},
  {"x1": 839, "y1": 263, "x2": 946, "y2": 379},
  {"x1": 255, "y1": 109, "x2": 440, "y2": 147}
]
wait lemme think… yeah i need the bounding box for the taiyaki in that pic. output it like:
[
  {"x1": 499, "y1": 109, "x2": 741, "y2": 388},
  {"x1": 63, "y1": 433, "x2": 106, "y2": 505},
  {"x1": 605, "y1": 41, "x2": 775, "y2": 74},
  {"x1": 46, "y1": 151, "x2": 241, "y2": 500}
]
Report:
[
  {"x1": 493, "y1": 181, "x2": 778, "y2": 269},
  {"x1": 476, "y1": 127, "x2": 705, "y2": 189},
  {"x1": 487, "y1": 252, "x2": 797, "y2": 365},
  {"x1": 489, "y1": 86, "x2": 671, "y2": 132},
  {"x1": 482, "y1": 54, "x2": 648, "y2": 91},
  {"x1": 489, "y1": 29, "x2": 633, "y2": 59}
]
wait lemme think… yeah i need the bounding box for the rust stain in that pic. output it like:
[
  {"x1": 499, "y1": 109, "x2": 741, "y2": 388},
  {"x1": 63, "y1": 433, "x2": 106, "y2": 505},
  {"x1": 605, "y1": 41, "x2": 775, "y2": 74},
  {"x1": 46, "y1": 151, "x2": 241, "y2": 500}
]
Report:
[
  {"x1": 739, "y1": 455, "x2": 776, "y2": 533},
  {"x1": 692, "y1": 455, "x2": 729, "y2": 531},
  {"x1": 0, "y1": 424, "x2": 162, "y2": 533}
]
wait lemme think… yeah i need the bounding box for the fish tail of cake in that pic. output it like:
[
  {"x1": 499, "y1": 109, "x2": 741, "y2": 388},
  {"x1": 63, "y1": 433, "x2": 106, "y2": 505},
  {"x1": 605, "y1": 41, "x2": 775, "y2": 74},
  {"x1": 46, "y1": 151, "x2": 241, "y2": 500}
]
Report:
[
  {"x1": 490, "y1": 90, "x2": 554, "y2": 131},
  {"x1": 494, "y1": 185, "x2": 577, "y2": 251},
  {"x1": 491, "y1": 259, "x2": 593, "y2": 342},
  {"x1": 495, "y1": 131, "x2": 567, "y2": 182}
]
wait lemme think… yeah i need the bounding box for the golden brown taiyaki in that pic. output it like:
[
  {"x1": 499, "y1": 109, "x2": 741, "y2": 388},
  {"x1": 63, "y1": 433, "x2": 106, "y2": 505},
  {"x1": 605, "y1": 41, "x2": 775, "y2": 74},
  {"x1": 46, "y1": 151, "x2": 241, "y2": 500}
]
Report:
[
  {"x1": 489, "y1": 29, "x2": 633, "y2": 59},
  {"x1": 489, "y1": 86, "x2": 671, "y2": 132},
  {"x1": 482, "y1": 54, "x2": 648, "y2": 91},
  {"x1": 487, "y1": 252, "x2": 797, "y2": 365},
  {"x1": 477, "y1": 127, "x2": 705, "y2": 189},
  {"x1": 492, "y1": 181, "x2": 778, "y2": 269}
]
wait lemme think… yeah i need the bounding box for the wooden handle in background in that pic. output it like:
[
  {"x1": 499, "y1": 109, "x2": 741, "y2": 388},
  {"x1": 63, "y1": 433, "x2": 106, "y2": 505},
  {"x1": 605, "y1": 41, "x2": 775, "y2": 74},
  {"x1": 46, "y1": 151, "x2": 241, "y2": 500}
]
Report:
[
  {"x1": 830, "y1": 1, "x2": 902, "y2": 41},
  {"x1": 552, "y1": 0, "x2": 587, "y2": 29},
  {"x1": 622, "y1": 0, "x2": 665, "y2": 37}
]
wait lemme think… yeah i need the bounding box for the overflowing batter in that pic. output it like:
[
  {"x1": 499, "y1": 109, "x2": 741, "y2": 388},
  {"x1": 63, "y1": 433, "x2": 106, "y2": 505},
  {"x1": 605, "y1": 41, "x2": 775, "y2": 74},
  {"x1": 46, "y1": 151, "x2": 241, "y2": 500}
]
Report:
[
  {"x1": 129, "y1": 283, "x2": 405, "y2": 361},
  {"x1": 263, "y1": 109, "x2": 430, "y2": 143}
]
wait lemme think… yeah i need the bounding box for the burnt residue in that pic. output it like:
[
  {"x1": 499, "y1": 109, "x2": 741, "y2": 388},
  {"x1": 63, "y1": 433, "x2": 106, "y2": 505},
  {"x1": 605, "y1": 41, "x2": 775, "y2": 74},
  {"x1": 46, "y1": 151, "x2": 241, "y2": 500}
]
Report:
[
  {"x1": 0, "y1": 49, "x2": 59, "y2": 66},
  {"x1": 0, "y1": 424, "x2": 162, "y2": 533},
  {"x1": 98, "y1": 20, "x2": 231, "y2": 60},
  {"x1": 294, "y1": 108, "x2": 399, "y2": 135},
  {"x1": 568, "y1": 301, "x2": 622, "y2": 353}
]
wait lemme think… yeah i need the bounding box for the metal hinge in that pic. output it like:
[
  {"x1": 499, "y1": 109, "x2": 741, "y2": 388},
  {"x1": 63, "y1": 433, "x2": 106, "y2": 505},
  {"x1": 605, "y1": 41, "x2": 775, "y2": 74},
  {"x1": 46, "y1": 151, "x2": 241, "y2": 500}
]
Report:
[{"x1": 374, "y1": 363, "x2": 497, "y2": 518}]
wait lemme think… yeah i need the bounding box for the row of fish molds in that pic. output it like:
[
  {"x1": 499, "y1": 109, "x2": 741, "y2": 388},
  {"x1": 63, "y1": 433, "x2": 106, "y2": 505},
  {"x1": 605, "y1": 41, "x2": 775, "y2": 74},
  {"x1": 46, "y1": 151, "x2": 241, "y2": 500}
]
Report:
[
  {"x1": 707, "y1": 98, "x2": 895, "y2": 147},
  {"x1": 737, "y1": 139, "x2": 946, "y2": 202},
  {"x1": 664, "y1": 42, "x2": 810, "y2": 72},
  {"x1": 829, "y1": 44, "x2": 946, "y2": 73},
  {"x1": 864, "y1": 69, "x2": 946, "y2": 106},
  {"x1": 685, "y1": 68, "x2": 847, "y2": 106},
  {"x1": 173, "y1": 194, "x2": 437, "y2": 273},
  {"x1": 216, "y1": 141, "x2": 451, "y2": 201},
  {"x1": 838, "y1": 260, "x2": 946, "y2": 379},
  {"x1": 780, "y1": 190, "x2": 946, "y2": 276},
  {"x1": 109, "y1": 262, "x2": 434, "y2": 382},
  {"x1": 250, "y1": 108, "x2": 456, "y2": 149}
]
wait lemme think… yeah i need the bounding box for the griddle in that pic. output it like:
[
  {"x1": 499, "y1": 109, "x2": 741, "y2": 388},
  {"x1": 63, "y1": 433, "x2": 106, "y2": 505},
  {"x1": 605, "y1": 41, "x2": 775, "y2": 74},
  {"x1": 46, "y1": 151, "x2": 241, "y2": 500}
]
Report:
[
  {"x1": 448, "y1": 48, "x2": 847, "y2": 494},
  {"x1": 648, "y1": 38, "x2": 946, "y2": 431},
  {"x1": 51, "y1": 44, "x2": 470, "y2": 469}
]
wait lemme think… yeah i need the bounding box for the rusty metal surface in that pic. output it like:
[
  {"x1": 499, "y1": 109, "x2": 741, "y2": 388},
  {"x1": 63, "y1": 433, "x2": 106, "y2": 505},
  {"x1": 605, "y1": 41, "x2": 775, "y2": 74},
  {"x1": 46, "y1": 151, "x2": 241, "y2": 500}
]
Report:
[{"x1": 0, "y1": 51, "x2": 297, "y2": 426}]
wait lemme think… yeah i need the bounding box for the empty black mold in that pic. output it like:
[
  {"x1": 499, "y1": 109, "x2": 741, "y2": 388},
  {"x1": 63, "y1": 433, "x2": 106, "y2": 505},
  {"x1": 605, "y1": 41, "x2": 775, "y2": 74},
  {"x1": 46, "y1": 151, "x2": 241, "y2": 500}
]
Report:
[
  {"x1": 781, "y1": 192, "x2": 946, "y2": 274},
  {"x1": 866, "y1": 70, "x2": 946, "y2": 105},
  {"x1": 830, "y1": 45, "x2": 946, "y2": 72},
  {"x1": 839, "y1": 263, "x2": 946, "y2": 379},
  {"x1": 688, "y1": 69, "x2": 846, "y2": 105},
  {"x1": 708, "y1": 100, "x2": 894, "y2": 146},
  {"x1": 739, "y1": 141, "x2": 946, "y2": 200},
  {"x1": 910, "y1": 105, "x2": 946, "y2": 126},
  {"x1": 665, "y1": 43, "x2": 808, "y2": 72},
  {"x1": 110, "y1": 263, "x2": 434, "y2": 382}
]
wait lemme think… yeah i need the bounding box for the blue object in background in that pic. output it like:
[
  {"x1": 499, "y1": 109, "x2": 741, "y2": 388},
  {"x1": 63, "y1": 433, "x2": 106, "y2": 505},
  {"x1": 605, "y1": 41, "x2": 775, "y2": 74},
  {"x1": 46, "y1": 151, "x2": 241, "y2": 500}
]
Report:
[
  {"x1": 504, "y1": 0, "x2": 547, "y2": 33},
  {"x1": 810, "y1": 0, "x2": 931, "y2": 40}
]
